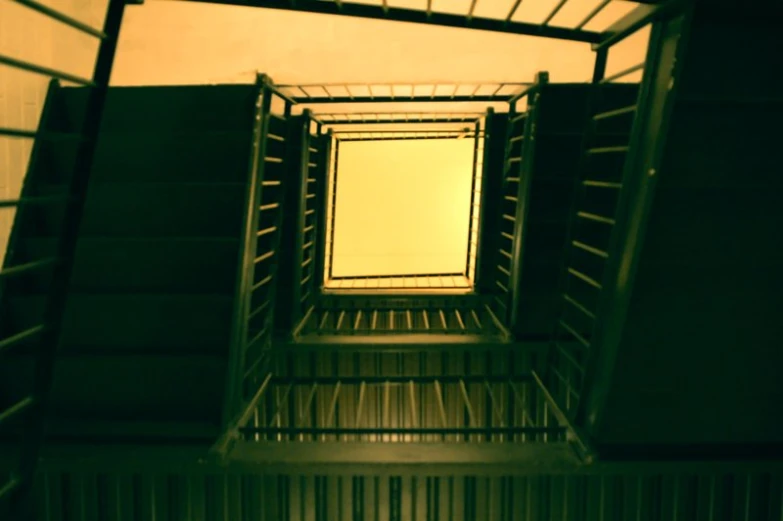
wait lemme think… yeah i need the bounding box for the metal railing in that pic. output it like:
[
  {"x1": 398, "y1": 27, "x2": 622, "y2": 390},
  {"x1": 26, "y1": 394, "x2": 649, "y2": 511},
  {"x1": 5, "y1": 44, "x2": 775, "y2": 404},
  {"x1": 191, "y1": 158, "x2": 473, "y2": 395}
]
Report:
[
  {"x1": 324, "y1": 274, "x2": 472, "y2": 290},
  {"x1": 319, "y1": 112, "x2": 483, "y2": 126},
  {"x1": 465, "y1": 115, "x2": 486, "y2": 283},
  {"x1": 549, "y1": 79, "x2": 640, "y2": 415},
  {"x1": 547, "y1": 3, "x2": 687, "y2": 420},
  {"x1": 488, "y1": 72, "x2": 549, "y2": 329},
  {"x1": 221, "y1": 74, "x2": 295, "y2": 436},
  {"x1": 293, "y1": 111, "x2": 329, "y2": 329},
  {"x1": 320, "y1": 118, "x2": 487, "y2": 291},
  {"x1": 235, "y1": 347, "x2": 577, "y2": 444},
  {"x1": 334, "y1": 129, "x2": 482, "y2": 142},
  {"x1": 181, "y1": 0, "x2": 603, "y2": 42},
  {"x1": 0, "y1": 0, "x2": 126, "y2": 511},
  {"x1": 295, "y1": 297, "x2": 506, "y2": 338},
  {"x1": 279, "y1": 82, "x2": 531, "y2": 104},
  {"x1": 242, "y1": 374, "x2": 566, "y2": 443}
]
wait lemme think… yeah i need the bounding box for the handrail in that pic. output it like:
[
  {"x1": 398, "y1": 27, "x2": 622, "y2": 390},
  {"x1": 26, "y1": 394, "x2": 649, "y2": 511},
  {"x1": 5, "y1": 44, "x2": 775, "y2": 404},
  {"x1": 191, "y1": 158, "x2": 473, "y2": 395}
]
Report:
[
  {"x1": 507, "y1": 72, "x2": 547, "y2": 334},
  {"x1": 175, "y1": 0, "x2": 601, "y2": 43},
  {"x1": 575, "y1": 9, "x2": 690, "y2": 432},
  {"x1": 471, "y1": 107, "x2": 495, "y2": 291},
  {"x1": 217, "y1": 73, "x2": 293, "y2": 457},
  {"x1": 221, "y1": 75, "x2": 274, "y2": 430},
  {"x1": 544, "y1": 2, "x2": 688, "y2": 429},
  {"x1": 292, "y1": 109, "x2": 315, "y2": 324},
  {"x1": 0, "y1": 0, "x2": 128, "y2": 511},
  {"x1": 491, "y1": 71, "x2": 549, "y2": 329}
]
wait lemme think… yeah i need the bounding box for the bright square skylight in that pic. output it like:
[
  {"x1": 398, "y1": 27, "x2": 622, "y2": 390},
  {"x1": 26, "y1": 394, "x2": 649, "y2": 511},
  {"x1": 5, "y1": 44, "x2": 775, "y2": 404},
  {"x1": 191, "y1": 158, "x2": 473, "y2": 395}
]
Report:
[{"x1": 326, "y1": 138, "x2": 477, "y2": 282}]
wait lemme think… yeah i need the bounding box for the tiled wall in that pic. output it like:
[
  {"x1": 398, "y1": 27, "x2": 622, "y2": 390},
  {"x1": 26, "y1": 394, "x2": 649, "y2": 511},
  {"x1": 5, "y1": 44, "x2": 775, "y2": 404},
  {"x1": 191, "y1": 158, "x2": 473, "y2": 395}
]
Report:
[{"x1": 0, "y1": 0, "x2": 105, "y2": 264}]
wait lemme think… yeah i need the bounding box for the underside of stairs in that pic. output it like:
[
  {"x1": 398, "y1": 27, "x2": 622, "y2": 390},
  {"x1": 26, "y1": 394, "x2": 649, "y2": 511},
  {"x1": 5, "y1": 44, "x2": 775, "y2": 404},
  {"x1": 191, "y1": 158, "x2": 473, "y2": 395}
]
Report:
[{"x1": 0, "y1": 84, "x2": 260, "y2": 443}]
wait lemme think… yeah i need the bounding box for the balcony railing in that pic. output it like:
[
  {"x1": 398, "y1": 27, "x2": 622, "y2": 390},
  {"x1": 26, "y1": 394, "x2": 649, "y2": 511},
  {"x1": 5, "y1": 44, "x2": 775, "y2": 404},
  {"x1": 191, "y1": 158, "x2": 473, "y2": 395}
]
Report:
[{"x1": 213, "y1": 348, "x2": 593, "y2": 464}]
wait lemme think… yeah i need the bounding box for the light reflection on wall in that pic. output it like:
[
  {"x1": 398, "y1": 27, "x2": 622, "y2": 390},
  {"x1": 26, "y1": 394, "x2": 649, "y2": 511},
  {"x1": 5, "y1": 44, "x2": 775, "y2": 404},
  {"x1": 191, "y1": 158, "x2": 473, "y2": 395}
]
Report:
[{"x1": 331, "y1": 139, "x2": 475, "y2": 278}]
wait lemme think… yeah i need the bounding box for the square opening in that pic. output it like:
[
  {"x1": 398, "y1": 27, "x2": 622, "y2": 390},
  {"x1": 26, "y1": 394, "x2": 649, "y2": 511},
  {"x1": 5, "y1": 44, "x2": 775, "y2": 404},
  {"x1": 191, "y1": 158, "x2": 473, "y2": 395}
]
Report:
[{"x1": 324, "y1": 134, "x2": 484, "y2": 291}]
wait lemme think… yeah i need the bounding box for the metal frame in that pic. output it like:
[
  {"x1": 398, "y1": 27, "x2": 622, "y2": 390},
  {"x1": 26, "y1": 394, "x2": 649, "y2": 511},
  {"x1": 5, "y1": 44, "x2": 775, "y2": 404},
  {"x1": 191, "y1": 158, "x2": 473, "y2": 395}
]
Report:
[
  {"x1": 176, "y1": 0, "x2": 603, "y2": 43},
  {"x1": 294, "y1": 300, "x2": 507, "y2": 338},
  {"x1": 0, "y1": 0, "x2": 127, "y2": 512}
]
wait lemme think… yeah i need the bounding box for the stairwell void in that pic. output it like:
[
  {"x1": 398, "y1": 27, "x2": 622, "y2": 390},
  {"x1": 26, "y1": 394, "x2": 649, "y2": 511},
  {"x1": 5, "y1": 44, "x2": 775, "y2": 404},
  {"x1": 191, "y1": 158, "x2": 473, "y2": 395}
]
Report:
[
  {"x1": 325, "y1": 137, "x2": 477, "y2": 291},
  {"x1": 0, "y1": 0, "x2": 655, "y2": 483},
  {"x1": 5, "y1": 0, "x2": 783, "y2": 518}
]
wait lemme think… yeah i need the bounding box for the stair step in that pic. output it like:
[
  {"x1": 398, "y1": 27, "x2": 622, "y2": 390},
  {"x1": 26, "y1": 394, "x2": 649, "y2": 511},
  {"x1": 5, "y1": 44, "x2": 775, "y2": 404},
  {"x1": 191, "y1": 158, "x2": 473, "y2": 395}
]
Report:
[
  {"x1": 88, "y1": 131, "x2": 252, "y2": 183},
  {"x1": 19, "y1": 237, "x2": 239, "y2": 293},
  {"x1": 80, "y1": 182, "x2": 246, "y2": 237},
  {"x1": 0, "y1": 354, "x2": 226, "y2": 422},
  {"x1": 6, "y1": 294, "x2": 233, "y2": 352},
  {"x1": 60, "y1": 85, "x2": 257, "y2": 132},
  {"x1": 21, "y1": 182, "x2": 247, "y2": 238}
]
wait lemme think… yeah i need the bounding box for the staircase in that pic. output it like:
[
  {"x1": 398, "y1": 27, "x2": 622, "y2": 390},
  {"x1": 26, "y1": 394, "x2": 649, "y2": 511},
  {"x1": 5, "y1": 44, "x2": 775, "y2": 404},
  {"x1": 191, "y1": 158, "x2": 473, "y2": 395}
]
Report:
[
  {"x1": 581, "y1": 9, "x2": 783, "y2": 456},
  {"x1": 0, "y1": 84, "x2": 258, "y2": 442}
]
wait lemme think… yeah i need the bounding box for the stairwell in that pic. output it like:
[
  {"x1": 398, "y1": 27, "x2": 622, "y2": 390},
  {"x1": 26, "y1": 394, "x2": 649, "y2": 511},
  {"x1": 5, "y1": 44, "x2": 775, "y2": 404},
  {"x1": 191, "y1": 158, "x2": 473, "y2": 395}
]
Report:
[{"x1": 0, "y1": 84, "x2": 259, "y2": 442}]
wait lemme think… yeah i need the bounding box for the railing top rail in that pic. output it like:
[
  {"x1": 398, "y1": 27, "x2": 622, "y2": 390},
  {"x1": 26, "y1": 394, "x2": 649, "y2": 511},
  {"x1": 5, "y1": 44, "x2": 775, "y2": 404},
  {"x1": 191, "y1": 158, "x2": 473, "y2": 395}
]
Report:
[{"x1": 276, "y1": 82, "x2": 532, "y2": 104}]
